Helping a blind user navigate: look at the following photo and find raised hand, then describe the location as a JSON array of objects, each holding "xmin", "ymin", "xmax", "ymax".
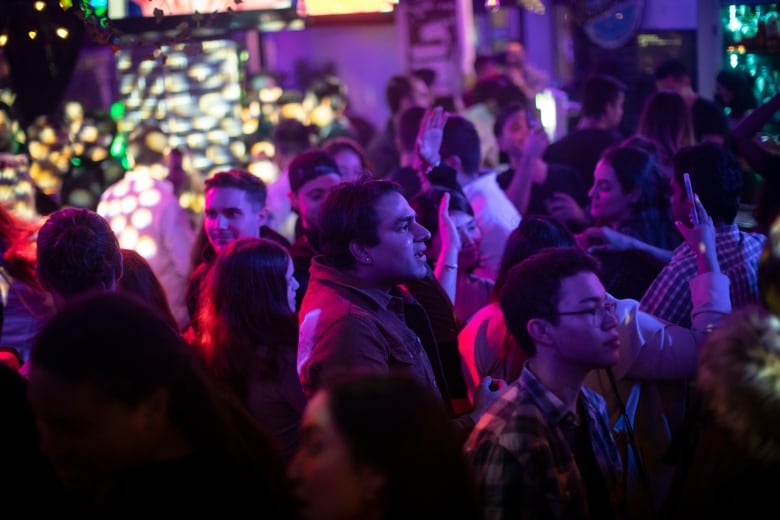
[
  {"xmin": 437, "ymin": 191, "xmax": 461, "ymax": 254},
  {"xmin": 675, "ymin": 194, "xmax": 718, "ymax": 273},
  {"xmin": 416, "ymin": 106, "xmax": 448, "ymax": 169}
]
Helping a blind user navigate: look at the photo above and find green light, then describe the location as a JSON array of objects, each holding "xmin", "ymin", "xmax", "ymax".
[
  {"xmin": 109, "ymin": 101, "xmax": 125, "ymax": 120},
  {"xmin": 71, "ymin": 157, "xmax": 82, "ymax": 167},
  {"xmin": 110, "ymin": 133, "xmax": 127, "ymax": 157}
]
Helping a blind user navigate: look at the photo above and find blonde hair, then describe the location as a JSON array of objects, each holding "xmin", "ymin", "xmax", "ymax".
[{"xmin": 697, "ymin": 306, "xmax": 780, "ymax": 462}]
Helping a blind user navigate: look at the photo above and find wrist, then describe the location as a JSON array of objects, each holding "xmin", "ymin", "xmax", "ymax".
[{"xmin": 435, "ymin": 261, "xmax": 458, "ymax": 271}]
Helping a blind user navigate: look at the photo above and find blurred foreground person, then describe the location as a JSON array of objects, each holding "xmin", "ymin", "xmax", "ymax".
[
  {"xmin": 288, "ymin": 374, "xmax": 480, "ymax": 520},
  {"xmin": 27, "ymin": 292, "xmax": 297, "ymax": 517}
]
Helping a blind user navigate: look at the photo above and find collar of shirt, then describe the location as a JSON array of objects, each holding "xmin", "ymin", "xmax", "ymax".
[
  {"xmin": 309, "ymin": 255, "xmax": 411, "ymax": 312},
  {"xmin": 518, "ymin": 365, "xmax": 578, "ymax": 428}
]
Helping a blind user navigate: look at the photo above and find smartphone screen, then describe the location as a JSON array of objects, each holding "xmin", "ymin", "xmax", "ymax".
[{"xmin": 683, "ymin": 172, "xmax": 699, "ymax": 225}]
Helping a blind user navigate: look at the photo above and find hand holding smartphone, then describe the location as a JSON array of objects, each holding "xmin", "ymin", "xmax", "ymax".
[{"xmin": 683, "ymin": 172, "xmax": 699, "ymax": 226}]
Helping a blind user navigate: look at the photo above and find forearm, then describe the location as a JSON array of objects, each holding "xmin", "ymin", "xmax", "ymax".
[
  {"xmin": 621, "ymin": 272, "xmax": 731, "ymax": 381},
  {"xmin": 732, "ymin": 92, "xmax": 780, "ymax": 141},
  {"xmin": 433, "ymin": 247, "xmax": 459, "ymax": 304},
  {"xmin": 627, "ymin": 236, "xmax": 673, "ymax": 264},
  {"xmin": 504, "ymin": 156, "xmax": 534, "ymax": 215}
]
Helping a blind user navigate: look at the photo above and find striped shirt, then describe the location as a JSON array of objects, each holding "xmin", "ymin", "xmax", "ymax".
[
  {"xmin": 465, "ymin": 366, "xmax": 623, "ymax": 520},
  {"xmin": 640, "ymin": 224, "xmax": 765, "ymax": 327}
]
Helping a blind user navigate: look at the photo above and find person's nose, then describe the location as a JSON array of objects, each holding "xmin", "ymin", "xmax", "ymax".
[
  {"xmin": 216, "ymin": 214, "xmax": 228, "ymax": 229},
  {"xmin": 413, "ymin": 221, "xmax": 431, "ymax": 242},
  {"xmin": 601, "ymin": 307, "xmax": 619, "ymax": 329},
  {"xmin": 460, "ymin": 228, "xmax": 476, "ymax": 247}
]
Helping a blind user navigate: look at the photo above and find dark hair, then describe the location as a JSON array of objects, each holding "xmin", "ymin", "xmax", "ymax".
[
  {"xmin": 321, "ymin": 137, "xmax": 372, "ymax": 178},
  {"xmin": 325, "ymin": 374, "xmax": 480, "ymax": 520},
  {"xmin": 493, "ymin": 101, "xmax": 531, "ymax": 139},
  {"xmin": 472, "ymin": 74, "xmax": 511, "ymax": 105},
  {"xmin": 411, "ymin": 68, "xmax": 436, "ymax": 88},
  {"xmin": 672, "ymin": 142, "xmax": 743, "ymax": 224},
  {"xmin": 29, "ymin": 291, "xmax": 294, "ymax": 514},
  {"xmin": 36, "ymin": 208, "xmax": 122, "ymax": 298},
  {"xmin": 204, "ymin": 169, "xmax": 267, "ymax": 209},
  {"xmin": 637, "ymin": 90, "xmax": 695, "ymax": 168},
  {"xmin": 398, "ymin": 106, "xmax": 426, "ymax": 153},
  {"xmin": 716, "ymin": 68, "xmax": 758, "ymax": 120},
  {"xmin": 409, "ymin": 187, "xmax": 473, "ymax": 243},
  {"xmin": 598, "ymin": 144, "xmax": 678, "ymax": 249},
  {"xmin": 500, "ymin": 247, "xmax": 600, "ymax": 356},
  {"xmin": 288, "ymin": 150, "xmax": 341, "ymax": 194},
  {"xmin": 320, "ymin": 179, "xmax": 402, "ymax": 269},
  {"xmin": 118, "ymin": 249, "xmax": 178, "ymax": 331},
  {"xmin": 582, "ymin": 74, "xmax": 626, "ymax": 118},
  {"xmin": 473, "ymin": 53, "xmax": 499, "ymax": 75},
  {"xmin": 197, "ymin": 238, "xmax": 297, "ymax": 398},
  {"xmin": 492, "ymin": 216, "xmax": 576, "ymax": 301},
  {"xmin": 272, "ymin": 118, "xmax": 314, "ymax": 157},
  {"xmin": 654, "ymin": 59, "xmax": 689, "ymax": 81},
  {"xmin": 386, "ymin": 75, "xmax": 417, "ymax": 115},
  {"xmin": 31, "ymin": 292, "xmax": 222, "ymax": 449},
  {"xmin": 440, "ymin": 116, "xmax": 481, "ymax": 175}
]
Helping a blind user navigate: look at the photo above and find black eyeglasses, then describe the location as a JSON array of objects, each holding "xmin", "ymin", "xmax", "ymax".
[{"xmin": 539, "ymin": 300, "xmax": 617, "ymax": 327}]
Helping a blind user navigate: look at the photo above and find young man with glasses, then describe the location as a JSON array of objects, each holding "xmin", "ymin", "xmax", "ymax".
[{"xmin": 466, "ymin": 246, "xmax": 624, "ymax": 519}]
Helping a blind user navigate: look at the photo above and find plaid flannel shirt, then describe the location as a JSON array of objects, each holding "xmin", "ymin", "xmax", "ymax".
[
  {"xmin": 640, "ymin": 224, "xmax": 765, "ymax": 327},
  {"xmin": 465, "ymin": 366, "xmax": 623, "ymax": 520}
]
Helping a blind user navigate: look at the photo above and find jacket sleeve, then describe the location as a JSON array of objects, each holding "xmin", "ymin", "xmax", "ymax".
[
  {"xmin": 615, "ymin": 272, "xmax": 731, "ymax": 381},
  {"xmin": 297, "ymin": 312, "xmax": 390, "ymax": 396}
]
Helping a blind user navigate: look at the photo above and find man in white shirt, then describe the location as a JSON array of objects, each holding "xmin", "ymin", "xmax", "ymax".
[
  {"xmin": 438, "ymin": 115, "xmax": 520, "ymax": 280},
  {"xmin": 97, "ymin": 125, "xmax": 194, "ymax": 330}
]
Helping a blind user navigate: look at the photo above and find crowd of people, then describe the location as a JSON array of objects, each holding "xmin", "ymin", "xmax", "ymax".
[{"xmin": 1, "ymin": 52, "xmax": 780, "ymax": 518}]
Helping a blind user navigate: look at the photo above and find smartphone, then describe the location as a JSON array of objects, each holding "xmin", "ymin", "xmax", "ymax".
[{"xmin": 683, "ymin": 172, "xmax": 699, "ymax": 225}]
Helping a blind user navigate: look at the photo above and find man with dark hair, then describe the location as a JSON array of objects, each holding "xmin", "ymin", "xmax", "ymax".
[
  {"xmin": 654, "ymin": 59, "xmax": 729, "ymax": 145},
  {"xmin": 298, "ymin": 178, "xmax": 502, "ymax": 437},
  {"xmin": 36, "ymin": 207, "xmax": 123, "ymax": 305},
  {"xmin": 286, "ymin": 150, "xmax": 343, "ymax": 308},
  {"xmin": 186, "ymin": 169, "xmax": 286, "ymax": 326},
  {"xmin": 641, "ymin": 142, "xmax": 766, "ymax": 327},
  {"xmin": 466, "ymin": 246, "xmax": 624, "ymax": 519},
  {"xmin": 543, "ymin": 74, "xmax": 626, "ymax": 187},
  {"xmin": 97, "ymin": 124, "xmax": 195, "ymax": 330},
  {"xmin": 365, "ymin": 73, "xmax": 432, "ymax": 179},
  {"xmin": 266, "ymin": 118, "xmax": 315, "ymax": 242},
  {"xmin": 433, "ymin": 114, "xmax": 520, "ymax": 280}
]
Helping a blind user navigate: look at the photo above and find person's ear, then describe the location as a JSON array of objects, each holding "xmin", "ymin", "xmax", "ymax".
[
  {"xmin": 349, "ymin": 241, "xmax": 373, "ymax": 265},
  {"xmin": 257, "ymin": 206, "xmax": 269, "ymax": 225},
  {"xmin": 288, "ymin": 191, "xmax": 299, "ymax": 211},
  {"xmin": 528, "ymin": 318, "xmax": 551, "ymax": 345}
]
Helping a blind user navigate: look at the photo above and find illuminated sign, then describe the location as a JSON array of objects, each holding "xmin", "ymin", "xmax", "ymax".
[
  {"xmin": 296, "ymin": 0, "xmax": 397, "ymax": 16},
  {"xmin": 122, "ymin": 0, "xmax": 292, "ymax": 17}
]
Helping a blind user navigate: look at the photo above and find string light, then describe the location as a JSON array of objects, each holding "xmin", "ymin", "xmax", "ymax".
[
  {"xmin": 0, "ymin": 34, "xmax": 7, "ymax": 47},
  {"xmin": 28, "ymin": 30, "xmax": 38, "ymax": 40},
  {"xmin": 34, "ymin": 1, "xmax": 46, "ymax": 11},
  {"xmin": 55, "ymin": 27, "xmax": 69, "ymax": 39}
]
